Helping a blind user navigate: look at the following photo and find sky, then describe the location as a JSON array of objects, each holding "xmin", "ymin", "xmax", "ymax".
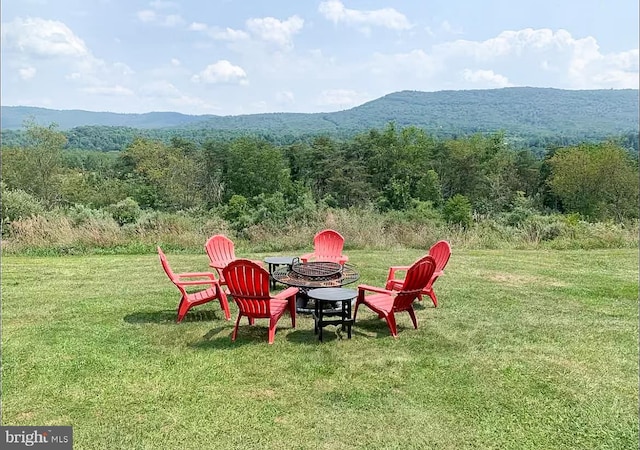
[{"xmin": 1, "ymin": 0, "xmax": 638, "ymax": 116}]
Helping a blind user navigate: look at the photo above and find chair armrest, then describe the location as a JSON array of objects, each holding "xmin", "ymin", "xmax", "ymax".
[
  {"xmin": 177, "ymin": 272, "xmax": 217, "ymax": 280},
  {"xmin": 387, "ymin": 265, "xmax": 410, "ymax": 280},
  {"xmin": 357, "ymin": 284, "xmax": 393, "ymax": 295},
  {"xmin": 176, "ymin": 279, "xmax": 218, "ymax": 286},
  {"xmin": 433, "ymin": 270, "xmax": 443, "ymax": 277},
  {"xmin": 339, "ymin": 255, "xmax": 349, "ymax": 264},
  {"xmin": 273, "ymin": 287, "xmax": 299, "ymax": 299},
  {"xmin": 299, "ymin": 253, "xmax": 314, "ymax": 263}
]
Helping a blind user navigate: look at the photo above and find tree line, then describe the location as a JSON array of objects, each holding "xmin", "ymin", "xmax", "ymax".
[{"xmin": 1, "ymin": 121, "xmax": 638, "ymax": 232}]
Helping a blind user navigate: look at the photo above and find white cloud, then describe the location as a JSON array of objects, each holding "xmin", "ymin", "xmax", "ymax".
[
  {"xmin": 317, "ymin": 89, "xmax": 368, "ymax": 108},
  {"xmin": 437, "ymin": 28, "xmax": 575, "ymax": 60},
  {"xmin": 246, "ymin": 15, "xmax": 303, "ymax": 48},
  {"xmin": 276, "ymin": 91, "xmax": 295, "ymax": 104},
  {"xmin": 19, "ymin": 66, "xmax": 37, "ymax": 80},
  {"xmin": 80, "ymin": 85, "xmax": 134, "ymax": 96},
  {"xmin": 162, "ymin": 15, "xmax": 184, "ymax": 27},
  {"xmin": 149, "ymin": 0, "xmax": 179, "ymax": 9},
  {"xmin": 211, "ymin": 27, "xmax": 250, "ymax": 42},
  {"xmin": 435, "ymin": 28, "xmax": 639, "ymax": 89},
  {"xmin": 318, "ymin": 0, "xmax": 411, "ymax": 31},
  {"xmin": 189, "ymin": 22, "xmax": 207, "ymax": 31},
  {"xmin": 371, "ymin": 49, "xmax": 439, "ymax": 77},
  {"xmin": 137, "ymin": 10, "xmax": 156, "ymax": 23},
  {"xmin": 137, "ymin": 9, "xmax": 184, "ymax": 27},
  {"xmin": 139, "ymin": 80, "xmax": 181, "ymax": 97},
  {"xmin": 170, "ymin": 58, "xmax": 181, "ymax": 66},
  {"xmin": 191, "ymin": 60, "xmax": 248, "ymax": 84},
  {"xmin": 250, "ymin": 100, "xmax": 268, "ymax": 111},
  {"xmin": 1, "ymin": 17, "xmax": 90, "ymax": 58},
  {"xmin": 113, "ymin": 62, "xmax": 135, "ymax": 75},
  {"xmin": 461, "ymin": 69, "xmax": 512, "ymax": 87},
  {"xmin": 570, "ymin": 48, "xmax": 639, "ymax": 89},
  {"xmin": 440, "ymin": 20, "xmax": 463, "ymax": 35},
  {"xmin": 167, "ymin": 95, "xmax": 219, "ymax": 113}
]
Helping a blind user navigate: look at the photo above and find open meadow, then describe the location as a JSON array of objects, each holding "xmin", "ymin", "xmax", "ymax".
[{"xmin": 1, "ymin": 248, "xmax": 638, "ymax": 449}]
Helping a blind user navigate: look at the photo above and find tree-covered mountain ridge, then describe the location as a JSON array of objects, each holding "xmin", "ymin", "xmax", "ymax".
[
  {"xmin": 2, "ymin": 87, "xmax": 638, "ymax": 153},
  {"xmin": 3, "ymin": 87, "xmax": 638, "ymax": 131}
]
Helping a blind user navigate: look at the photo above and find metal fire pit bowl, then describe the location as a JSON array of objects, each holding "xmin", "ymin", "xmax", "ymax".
[{"xmin": 290, "ymin": 259, "xmax": 343, "ymax": 280}]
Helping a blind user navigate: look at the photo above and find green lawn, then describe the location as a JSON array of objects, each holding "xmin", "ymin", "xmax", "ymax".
[{"xmin": 2, "ymin": 249, "xmax": 638, "ymax": 449}]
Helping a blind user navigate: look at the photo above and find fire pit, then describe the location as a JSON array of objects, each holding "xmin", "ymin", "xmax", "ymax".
[
  {"xmin": 271, "ymin": 259, "xmax": 359, "ymax": 314},
  {"xmin": 290, "ymin": 258, "xmax": 342, "ymax": 280}
]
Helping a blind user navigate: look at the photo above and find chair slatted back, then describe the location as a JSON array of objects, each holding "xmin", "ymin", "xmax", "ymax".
[
  {"xmin": 429, "ymin": 240, "xmax": 451, "ymax": 272},
  {"xmin": 158, "ymin": 247, "xmax": 186, "ymax": 295},
  {"xmin": 223, "ymin": 260, "xmax": 273, "ymax": 317},
  {"xmin": 313, "ymin": 229, "xmax": 345, "ymax": 262},
  {"xmin": 205, "ymin": 235, "xmax": 237, "ymax": 267},
  {"xmin": 394, "ymin": 256, "xmax": 436, "ymax": 311},
  {"xmin": 425, "ymin": 240, "xmax": 451, "ymax": 289}
]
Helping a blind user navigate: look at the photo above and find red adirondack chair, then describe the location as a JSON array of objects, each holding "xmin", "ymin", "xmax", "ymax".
[
  {"xmin": 300, "ymin": 229, "xmax": 348, "ymax": 264},
  {"xmin": 222, "ymin": 259, "xmax": 298, "ymax": 344},
  {"xmin": 355, "ymin": 256, "xmax": 436, "ymax": 337},
  {"xmin": 157, "ymin": 246, "xmax": 231, "ymax": 323},
  {"xmin": 205, "ymin": 234, "xmax": 263, "ymax": 286},
  {"xmin": 385, "ymin": 240, "xmax": 451, "ymax": 307}
]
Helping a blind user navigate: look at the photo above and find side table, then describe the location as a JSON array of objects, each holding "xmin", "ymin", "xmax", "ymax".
[
  {"xmin": 264, "ymin": 256, "xmax": 296, "ymax": 290},
  {"xmin": 307, "ymin": 288, "xmax": 357, "ymax": 341}
]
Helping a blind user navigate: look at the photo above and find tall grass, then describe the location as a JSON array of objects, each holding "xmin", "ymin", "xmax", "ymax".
[{"xmin": 2, "ymin": 208, "xmax": 638, "ymax": 255}]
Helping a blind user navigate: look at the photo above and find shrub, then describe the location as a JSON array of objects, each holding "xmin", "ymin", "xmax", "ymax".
[
  {"xmin": 1, "ymin": 184, "xmax": 46, "ymax": 228},
  {"xmin": 501, "ymin": 192, "xmax": 538, "ymax": 227},
  {"xmin": 443, "ymin": 195, "xmax": 473, "ymax": 228},
  {"xmin": 66, "ymin": 204, "xmax": 113, "ymax": 226},
  {"xmin": 106, "ymin": 197, "xmax": 142, "ymax": 226}
]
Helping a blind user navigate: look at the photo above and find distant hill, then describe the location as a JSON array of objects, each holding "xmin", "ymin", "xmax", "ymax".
[
  {"xmin": 0, "ymin": 106, "xmax": 208, "ymax": 130},
  {"xmin": 2, "ymin": 87, "xmax": 638, "ymax": 153}
]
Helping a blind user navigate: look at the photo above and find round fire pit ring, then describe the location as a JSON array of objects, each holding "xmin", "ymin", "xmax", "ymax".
[{"xmin": 291, "ymin": 259, "xmax": 343, "ymax": 280}]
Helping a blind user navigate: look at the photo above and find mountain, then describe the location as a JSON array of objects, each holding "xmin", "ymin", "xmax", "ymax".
[
  {"xmin": 0, "ymin": 106, "xmax": 209, "ymax": 130},
  {"xmin": 2, "ymin": 88, "xmax": 638, "ymax": 152}
]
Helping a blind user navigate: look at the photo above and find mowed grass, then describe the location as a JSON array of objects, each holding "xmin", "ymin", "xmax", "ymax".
[{"xmin": 1, "ymin": 249, "xmax": 638, "ymax": 449}]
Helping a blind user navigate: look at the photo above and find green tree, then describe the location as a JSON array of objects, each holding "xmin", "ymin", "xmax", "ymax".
[
  {"xmin": 443, "ymin": 194, "xmax": 473, "ymax": 228},
  {"xmin": 200, "ymin": 140, "xmax": 229, "ymax": 208},
  {"xmin": 548, "ymin": 142, "xmax": 639, "ymax": 220},
  {"xmin": 222, "ymin": 137, "xmax": 291, "ymax": 201},
  {"xmin": 1, "ymin": 121, "xmax": 67, "ymax": 206},
  {"xmin": 119, "ymin": 137, "xmax": 203, "ymax": 210},
  {"xmin": 415, "ymin": 169, "xmax": 443, "ymax": 206},
  {"xmin": 433, "ymin": 132, "xmax": 521, "ymax": 214}
]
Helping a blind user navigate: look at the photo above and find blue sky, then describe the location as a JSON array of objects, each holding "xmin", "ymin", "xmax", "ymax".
[{"xmin": 2, "ymin": 0, "xmax": 638, "ymax": 115}]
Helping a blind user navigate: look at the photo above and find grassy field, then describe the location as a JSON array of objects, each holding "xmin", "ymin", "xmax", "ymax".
[{"xmin": 1, "ymin": 249, "xmax": 638, "ymax": 449}]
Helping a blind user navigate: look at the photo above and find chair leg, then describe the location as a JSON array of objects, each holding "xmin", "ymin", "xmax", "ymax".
[
  {"xmin": 248, "ymin": 317, "xmax": 255, "ymax": 325},
  {"xmin": 268, "ymin": 317, "xmax": 278, "ymax": 344},
  {"xmin": 218, "ymin": 288, "xmax": 231, "ymax": 320},
  {"xmin": 176, "ymin": 297, "xmax": 190, "ymax": 323},
  {"xmin": 289, "ymin": 296, "xmax": 296, "ymax": 328},
  {"xmin": 353, "ymin": 298, "xmax": 362, "ymax": 323},
  {"xmin": 383, "ymin": 312, "xmax": 398, "ymax": 337},
  {"xmin": 232, "ymin": 314, "xmax": 243, "ymax": 341},
  {"xmin": 407, "ymin": 307, "xmax": 418, "ymax": 329},
  {"xmin": 427, "ymin": 290, "xmax": 438, "ymax": 307}
]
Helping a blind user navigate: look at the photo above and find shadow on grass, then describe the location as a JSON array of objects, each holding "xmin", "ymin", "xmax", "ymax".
[
  {"xmin": 351, "ymin": 316, "xmax": 415, "ymax": 338},
  {"xmin": 285, "ymin": 328, "xmax": 319, "ymax": 344},
  {"xmin": 413, "ymin": 301, "xmax": 430, "ymax": 310},
  {"xmin": 189, "ymin": 321, "xmax": 304, "ymax": 349},
  {"xmin": 123, "ymin": 309, "xmax": 227, "ymax": 324}
]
